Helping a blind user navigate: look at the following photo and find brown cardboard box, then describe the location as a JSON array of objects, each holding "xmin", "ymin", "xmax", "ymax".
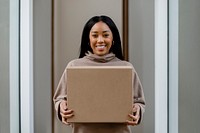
[{"xmin": 67, "ymin": 66, "xmax": 133, "ymax": 123}]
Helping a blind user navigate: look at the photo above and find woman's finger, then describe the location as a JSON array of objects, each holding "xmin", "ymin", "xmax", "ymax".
[
  {"xmin": 61, "ymin": 116, "xmax": 71, "ymax": 125},
  {"xmin": 60, "ymin": 100, "xmax": 68, "ymax": 113},
  {"xmin": 133, "ymin": 104, "xmax": 140, "ymax": 113},
  {"xmin": 127, "ymin": 114, "xmax": 139, "ymax": 125},
  {"xmin": 127, "ymin": 104, "xmax": 141, "ymax": 126},
  {"xmin": 59, "ymin": 100, "xmax": 74, "ymax": 125},
  {"xmin": 61, "ymin": 112, "xmax": 74, "ymax": 119},
  {"xmin": 126, "ymin": 119, "xmax": 138, "ymax": 126},
  {"xmin": 60, "ymin": 109, "xmax": 74, "ymax": 118},
  {"xmin": 60, "ymin": 109, "xmax": 74, "ymax": 125},
  {"xmin": 129, "ymin": 114, "xmax": 138, "ymax": 121},
  {"xmin": 61, "ymin": 109, "xmax": 73, "ymax": 115}
]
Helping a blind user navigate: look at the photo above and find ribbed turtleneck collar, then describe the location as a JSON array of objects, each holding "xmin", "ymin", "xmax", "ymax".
[{"xmin": 85, "ymin": 51, "xmax": 116, "ymax": 63}]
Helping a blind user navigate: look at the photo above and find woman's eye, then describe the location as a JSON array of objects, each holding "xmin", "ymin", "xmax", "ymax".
[
  {"xmin": 103, "ymin": 34, "xmax": 109, "ymax": 37},
  {"xmin": 92, "ymin": 34, "xmax": 98, "ymax": 38}
]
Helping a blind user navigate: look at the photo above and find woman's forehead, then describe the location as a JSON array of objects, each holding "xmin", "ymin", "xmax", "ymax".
[{"xmin": 90, "ymin": 21, "xmax": 111, "ymax": 32}]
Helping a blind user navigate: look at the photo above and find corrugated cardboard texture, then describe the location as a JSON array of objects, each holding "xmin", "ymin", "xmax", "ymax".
[{"xmin": 67, "ymin": 66, "xmax": 133, "ymax": 123}]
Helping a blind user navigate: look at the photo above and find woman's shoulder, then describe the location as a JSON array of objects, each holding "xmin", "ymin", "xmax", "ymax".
[
  {"xmin": 114, "ymin": 58, "xmax": 133, "ymax": 67},
  {"xmin": 115, "ymin": 59, "xmax": 138, "ymax": 72},
  {"xmin": 120, "ymin": 60, "xmax": 133, "ymax": 66},
  {"xmin": 66, "ymin": 58, "xmax": 88, "ymax": 67}
]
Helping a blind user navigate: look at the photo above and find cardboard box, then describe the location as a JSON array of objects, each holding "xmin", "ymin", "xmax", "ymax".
[{"xmin": 67, "ymin": 66, "xmax": 133, "ymax": 123}]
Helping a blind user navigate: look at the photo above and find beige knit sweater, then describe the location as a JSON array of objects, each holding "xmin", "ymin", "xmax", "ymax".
[{"xmin": 53, "ymin": 52, "xmax": 145, "ymax": 133}]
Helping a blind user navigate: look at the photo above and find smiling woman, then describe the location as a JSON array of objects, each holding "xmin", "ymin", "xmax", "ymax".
[{"xmin": 53, "ymin": 15, "xmax": 145, "ymax": 133}]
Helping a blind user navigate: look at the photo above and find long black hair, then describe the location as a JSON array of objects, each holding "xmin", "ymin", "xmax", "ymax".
[{"xmin": 79, "ymin": 15, "xmax": 124, "ymax": 60}]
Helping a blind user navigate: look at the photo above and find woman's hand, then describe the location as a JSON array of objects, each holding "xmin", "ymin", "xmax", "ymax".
[
  {"xmin": 60, "ymin": 100, "xmax": 74, "ymax": 125},
  {"xmin": 126, "ymin": 104, "xmax": 140, "ymax": 126}
]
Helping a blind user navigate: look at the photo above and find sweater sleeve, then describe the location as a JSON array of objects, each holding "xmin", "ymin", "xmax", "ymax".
[
  {"xmin": 53, "ymin": 68, "xmax": 68, "ymax": 121},
  {"xmin": 132, "ymin": 68, "xmax": 146, "ymax": 124},
  {"xmin": 53, "ymin": 60, "xmax": 76, "ymax": 121}
]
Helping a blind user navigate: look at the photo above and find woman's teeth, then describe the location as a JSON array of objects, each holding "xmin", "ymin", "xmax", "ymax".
[{"xmin": 96, "ymin": 45, "xmax": 105, "ymax": 48}]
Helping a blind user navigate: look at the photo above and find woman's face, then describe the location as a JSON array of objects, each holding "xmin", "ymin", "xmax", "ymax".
[{"xmin": 89, "ymin": 21, "xmax": 113, "ymax": 56}]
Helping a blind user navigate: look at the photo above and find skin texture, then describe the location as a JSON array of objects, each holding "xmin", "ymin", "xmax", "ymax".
[{"xmin": 59, "ymin": 21, "xmax": 141, "ymax": 126}]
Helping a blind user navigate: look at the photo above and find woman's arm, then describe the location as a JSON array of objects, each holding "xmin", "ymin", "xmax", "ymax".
[
  {"xmin": 127, "ymin": 69, "xmax": 146, "ymax": 126},
  {"xmin": 53, "ymin": 68, "xmax": 74, "ymax": 124}
]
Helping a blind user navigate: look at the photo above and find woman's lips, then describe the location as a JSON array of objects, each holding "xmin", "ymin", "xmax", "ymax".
[{"xmin": 96, "ymin": 45, "xmax": 106, "ymax": 51}]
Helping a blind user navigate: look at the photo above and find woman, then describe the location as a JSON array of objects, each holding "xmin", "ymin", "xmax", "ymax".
[{"xmin": 53, "ymin": 15, "xmax": 145, "ymax": 133}]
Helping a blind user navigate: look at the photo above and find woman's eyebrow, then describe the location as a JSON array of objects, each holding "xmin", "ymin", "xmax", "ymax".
[
  {"xmin": 91, "ymin": 30, "xmax": 111, "ymax": 33},
  {"xmin": 91, "ymin": 31, "xmax": 98, "ymax": 33},
  {"xmin": 103, "ymin": 30, "xmax": 111, "ymax": 33}
]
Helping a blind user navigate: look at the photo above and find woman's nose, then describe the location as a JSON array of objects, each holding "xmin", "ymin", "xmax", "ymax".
[{"xmin": 97, "ymin": 36, "xmax": 103, "ymax": 43}]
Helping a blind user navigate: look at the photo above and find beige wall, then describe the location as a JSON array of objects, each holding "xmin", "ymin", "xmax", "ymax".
[
  {"xmin": 179, "ymin": 0, "xmax": 200, "ymax": 132},
  {"xmin": 129, "ymin": 0, "xmax": 155, "ymax": 132},
  {"xmin": 33, "ymin": 0, "xmax": 52, "ymax": 133}
]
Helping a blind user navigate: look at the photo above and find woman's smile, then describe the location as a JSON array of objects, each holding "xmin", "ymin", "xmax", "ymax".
[{"xmin": 95, "ymin": 44, "xmax": 107, "ymax": 51}]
